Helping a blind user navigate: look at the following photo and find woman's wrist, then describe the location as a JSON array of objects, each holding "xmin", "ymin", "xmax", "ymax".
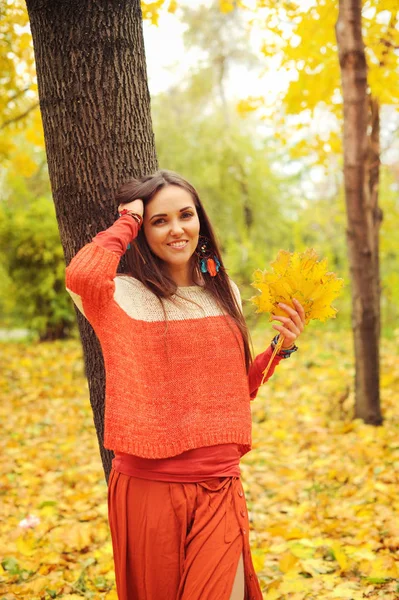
[
  {"xmin": 271, "ymin": 334, "xmax": 298, "ymax": 358},
  {"xmin": 118, "ymin": 209, "xmax": 143, "ymax": 229}
]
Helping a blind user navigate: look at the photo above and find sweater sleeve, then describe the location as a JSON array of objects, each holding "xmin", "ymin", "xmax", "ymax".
[
  {"xmin": 228, "ymin": 278, "xmax": 283, "ymax": 401},
  {"xmin": 248, "ymin": 346, "xmax": 283, "ymax": 400},
  {"xmin": 65, "ymin": 215, "xmax": 139, "ymax": 313}
]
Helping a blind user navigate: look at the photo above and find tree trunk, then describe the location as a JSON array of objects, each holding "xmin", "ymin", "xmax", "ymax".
[
  {"xmin": 335, "ymin": 0, "xmax": 382, "ymax": 425},
  {"xmin": 25, "ymin": 0, "xmax": 158, "ymax": 481},
  {"xmin": 367, "ymin": 97, "xmax": 383, "ymax": 341}
]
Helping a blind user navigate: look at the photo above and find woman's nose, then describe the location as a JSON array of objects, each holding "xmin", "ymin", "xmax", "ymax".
[{"xmin": 170, "ymin": 220, "xmax": 185, "ymax": 235}]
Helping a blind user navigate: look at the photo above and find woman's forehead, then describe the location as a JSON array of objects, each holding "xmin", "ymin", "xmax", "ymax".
[{"xmin": 147, "ymin": 185, "xmax": 195, "ymax": 214}]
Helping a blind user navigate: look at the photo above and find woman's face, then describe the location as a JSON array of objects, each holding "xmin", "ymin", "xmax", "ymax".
[{"xmin": 143, "ymin": 185, "xmax": 201, "ymax": 272}]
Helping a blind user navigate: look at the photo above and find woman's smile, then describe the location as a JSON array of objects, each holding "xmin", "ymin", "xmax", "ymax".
[{"xmin": 167, "ymin": 240, "xmax": 189, "ymax": 250}]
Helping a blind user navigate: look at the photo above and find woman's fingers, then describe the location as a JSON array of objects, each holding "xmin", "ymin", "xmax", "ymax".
[
  {"xmin": 118, "ymin": 199, "xmax": 144, "ymax": 216},
  {"xmin": 272, "ymin": 322, "xmax": 298, "ymax": 344},
  {"xmin": 292, "ymin": 298, "xmax": 306, "ymax": 325},
  {"xmin": 278, "ymin": 300, "xmax": 305, "ymax": 331},
  {"xmin": 272, "ymin": 315, "xmax": 300, "ymax": 334},
  {"xmin": 271, "ymin": 299, "xmax": 306, "ymax": 347}
]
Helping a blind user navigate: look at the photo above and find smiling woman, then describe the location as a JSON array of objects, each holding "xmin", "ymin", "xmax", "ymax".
[
  {"xmin": 143, "ymin": 186, "xmax": 201, "ymax": 286},
  {"xmin": 65, "ymin": 169, "xmax": 306, "ymax": 600}
]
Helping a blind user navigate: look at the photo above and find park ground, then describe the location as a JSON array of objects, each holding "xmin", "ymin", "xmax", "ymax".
[{"xmin": 1, "ymin": 328, "xmax": 399, "ymax": 599}]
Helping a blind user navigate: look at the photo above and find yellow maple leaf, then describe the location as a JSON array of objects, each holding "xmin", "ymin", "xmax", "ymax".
[
  {"xmin": 16, "ymin": 533, "xmax": 36, "ymax": 556},
  {"xmin": 331, "ymin": 541, "xmax": 349, "ymax": 571},
  {"xmin": 219, "ymin": 0, "xmax": 235, "ymax": 13},
  {"xmin": 367, "ymin": 555, "xmax": 398, "ymax": 579},
  {"xmin": 250, "ymin": 248, "xmax": 344, "ymax": 324},
  {"xmin": 279, "ymin": 550, "xmax": 300, "ymax": 573}
]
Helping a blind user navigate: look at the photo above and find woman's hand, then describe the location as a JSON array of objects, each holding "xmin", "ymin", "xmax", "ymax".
[
  {"xmin": 271, "ymin": 298, "xmax": 306, "ymax": 348},
  {"xmin": 118, "ymin": 198, "xmax": 144, "ymax": 217}
]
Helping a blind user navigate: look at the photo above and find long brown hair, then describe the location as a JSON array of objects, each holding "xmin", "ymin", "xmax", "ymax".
[{"xmin": 116, "ymin": 170, "xmax": 252, "ymax": 371}]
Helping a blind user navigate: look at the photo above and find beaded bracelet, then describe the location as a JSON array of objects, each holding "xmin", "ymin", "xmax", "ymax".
[
  {"xmin": 118, "ymin": 210, "xmax": 143, "ymax": 251},
  {"xmin": 271, "ymin": 334, "xmax": 298, "ymax": 358},
  {"xmin": 118, "ymin": 209, "xmax": 143, "ymax": 228}
]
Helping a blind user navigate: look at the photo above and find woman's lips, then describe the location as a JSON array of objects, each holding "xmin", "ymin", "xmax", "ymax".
[{"xmin": 167, "ymin": 240, "xmax": 189, "ymax": 249}]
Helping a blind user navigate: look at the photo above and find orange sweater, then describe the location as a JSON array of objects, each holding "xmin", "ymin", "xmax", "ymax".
[{"xmin": 65, "ymin": 216, "xmax": 282, "ymax": 459}]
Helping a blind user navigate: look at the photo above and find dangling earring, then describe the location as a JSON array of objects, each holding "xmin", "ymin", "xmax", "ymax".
[{"xmin": 195, "ymin": 236, "xmax": 221, "ymax": 277}]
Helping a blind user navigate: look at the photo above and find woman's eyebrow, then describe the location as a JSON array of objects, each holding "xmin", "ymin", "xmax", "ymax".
[{"xmin": 149, "ymin": 206, "xmax": 193, "ymax": 221}]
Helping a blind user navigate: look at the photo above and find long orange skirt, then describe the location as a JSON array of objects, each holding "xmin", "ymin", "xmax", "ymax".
[{"xmin": 107, "ymin": 467, "xmax": 263, "ymax": 600}]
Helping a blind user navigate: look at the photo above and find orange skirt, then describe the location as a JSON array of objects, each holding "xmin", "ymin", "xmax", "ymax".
[{"xmin": 107, "ymin": 468, "xmax": 263, "ymax": 600}]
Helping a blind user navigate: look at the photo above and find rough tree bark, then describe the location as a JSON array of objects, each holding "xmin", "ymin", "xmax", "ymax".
[
  {"xmin": 25, "ymin": 0, "xmax": 158, "ymax": 481},
  {"xmin": 335, "ymin": 0, "xmax": 382, "ymax": 425}
]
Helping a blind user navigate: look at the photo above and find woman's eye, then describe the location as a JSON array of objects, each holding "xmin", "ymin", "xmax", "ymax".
[{"xmin": 153, "ymin": 212, "xmax": 193, "ymax": 225}]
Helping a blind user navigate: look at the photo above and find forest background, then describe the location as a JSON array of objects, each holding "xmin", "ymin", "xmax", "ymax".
[
  {"xmin": 1, "ymin": 0, "xmax": 399, "ymax": 339},
  {"xmin": 2, "ymin": 1, "xmax": 399, "ymax": 599}
]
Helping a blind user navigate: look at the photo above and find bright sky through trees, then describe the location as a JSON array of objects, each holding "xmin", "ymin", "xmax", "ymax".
[
  {"xmin": 142, "ymin": 0, "xmax": 293, "ymax": 100},
  {"xmin": 142, "ymin": 0, "xmax": 399, "ymax": 189}
]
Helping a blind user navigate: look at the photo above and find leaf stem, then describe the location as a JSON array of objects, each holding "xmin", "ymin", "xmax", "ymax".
[{"xmin": 261, "ymin": 335, "xmax": 284, "ymax": 385}]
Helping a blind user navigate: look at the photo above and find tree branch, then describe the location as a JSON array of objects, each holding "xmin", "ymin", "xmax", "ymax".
[
  {"xmin": 380, "ymin": 39, "xmax": 399, "ymax": 50},
  {"xmin": 6, "ymin": 86, "xmax": 31, "ymax": 104},
  {"xmin": 0, "ymin": 102, "xmax": 40, "ymax": 130}
]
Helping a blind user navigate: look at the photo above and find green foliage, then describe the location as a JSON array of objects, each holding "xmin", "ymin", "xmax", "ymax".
[
  {"xmin": 0, "ymin": 181, "xmax": 76, "ymax": 340},
  {"xmin": 153, "ymin": 93, "xmax": 295, "ymax": 317},
  {"xmin": 291, "ymin": 166, "xmax": 399, "ymax": 333}
]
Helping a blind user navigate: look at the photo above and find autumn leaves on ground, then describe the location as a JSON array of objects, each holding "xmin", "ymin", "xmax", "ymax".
[{"xmin": 1, "ymin": 330, "xmax": 399, "ymax": 600}]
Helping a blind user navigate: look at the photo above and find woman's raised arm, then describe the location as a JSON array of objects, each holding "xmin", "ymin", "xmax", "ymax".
[{"xmin": 65, "ymin": 214, "xmax": 139, "ymax": 316}]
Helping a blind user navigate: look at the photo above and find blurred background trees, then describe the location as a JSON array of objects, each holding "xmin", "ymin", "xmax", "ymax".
[{"xmin": 1, "ymin": 0, "xmax": 398, "ymax": 346}]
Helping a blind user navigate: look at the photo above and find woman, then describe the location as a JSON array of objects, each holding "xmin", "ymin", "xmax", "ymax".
[{"xmin": 65, "ymin": 170, "xmax": 305, "ymax": 600}]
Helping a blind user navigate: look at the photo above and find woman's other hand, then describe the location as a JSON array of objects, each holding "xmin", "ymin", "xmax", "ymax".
[
  {"xmin": 118, "ymin": 198, "xmax": 144, "ymax": 217},
  {"xmin": 271, "ymin": 299, "xmax": 306, "ymax": 348}
]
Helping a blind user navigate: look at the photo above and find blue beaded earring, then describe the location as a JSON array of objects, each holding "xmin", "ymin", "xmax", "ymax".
[{"xmin": 195, "ymin": 236, "xmax": 221, "ymax": 277}]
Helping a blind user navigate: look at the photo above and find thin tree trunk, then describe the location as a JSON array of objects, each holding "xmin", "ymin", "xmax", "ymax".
[
  {"xmin": 25, "ymin": 0, "xmax": 158, "ymax": 481},
  {"xmin": 335, "ymin": 0, "xmax": 382, "ymax": 424},
  {"xmin": 367, "ymin": 97, "xmax": 383, "ymax": 340}
]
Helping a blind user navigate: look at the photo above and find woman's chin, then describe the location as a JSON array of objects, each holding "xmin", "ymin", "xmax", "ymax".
[
  {"xmin": 164, "ymin": 258, "xmax": 192, "ymax": 269},
  {"xmin": 162, "ymin": 250, "xmax": 195, "ymax": 267}
]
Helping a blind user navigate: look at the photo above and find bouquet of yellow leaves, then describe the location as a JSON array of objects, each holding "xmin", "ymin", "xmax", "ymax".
[{"xmin": 250, "ymin": 248, "xmax": 344, "ymax": 383}]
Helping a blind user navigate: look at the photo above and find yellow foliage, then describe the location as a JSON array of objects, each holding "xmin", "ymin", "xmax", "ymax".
[
  {"xmin": 367, "ymin": 556, "xmax": 398, "ymax": 579},
  {"xmin": 0, "ymin": 2, "xmax": 35, "ymax": 113},
  {"xmin": 141, "ymin": 0, "xmax": 178, "ymax": 25},
  {"xmin": 331, "ymin": 541, "xmax": 350, "ymax": 571},
  {"xmin": 16, "ymin": 533, "xmax": 36, "ymax": 557},
  {"xmin": 0, "ymin": 0, "xmax": 45, "ymax": 179},
  {"xmin": 254, "ymin": 0, "xmax": 399, "ymax": 106},
  {"xmin": 264, "ymin": 590, "xmax": 280, "ymax": 600},
  {"xmin": 219, "ymin": 0, "xmax": 247, "ymax": 12},
  {"xmin": 250, "ymin": 248, "xmax": 344, "ymax": 323},
  {"xmin": 245, "ymin": 0, "xmax": 399, "ymax": 165},
  {"xmin": 220, "ymin": 0, "xmax": 235, "ymax": 13},
  {"xmin": 11, "ymin": 150, "xmax": 39, "ymax": 178},
  {"xmin": 236, "ymin": 96, "xmax": 264, "ymax": 116},
  {"xmin": 24, "ymin": 107, "xmax": 45, "ymax": 146},
  {"xmin": 2, "ymin": 333, "xmax": 399, "ymax": 598},
  {"xmin": 278, "ymin": 550, "xmax": 299, "ymax": 573}
]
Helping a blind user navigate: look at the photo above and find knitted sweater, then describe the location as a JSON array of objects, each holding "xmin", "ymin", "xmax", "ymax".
[{"xmin": 65, "ymin": 216, "xmax": 282, "ymax": 459}]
